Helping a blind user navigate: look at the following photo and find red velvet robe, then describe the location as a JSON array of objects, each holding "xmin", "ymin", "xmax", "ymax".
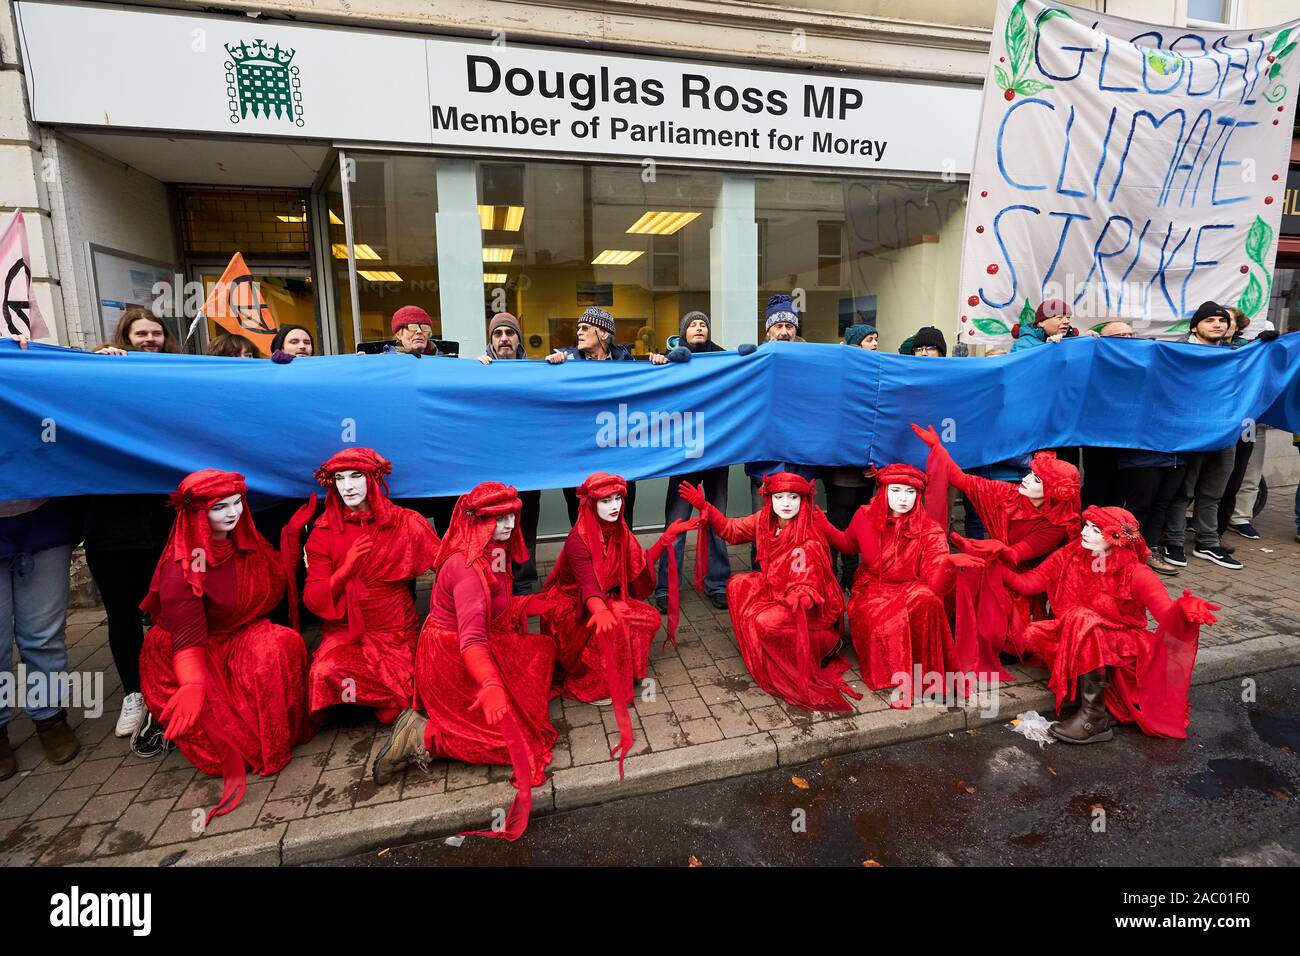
[
  {"xmin": 930, "ymin": 461, "xmax": 1070, "ymax": 681},
  {"xmin": 703, "ymin": 505, "xmax": 855, "ymax": 712},
  {"xmin": 303, "ymin": 505, "xmax": 438, "ymax": 718},
  {"xmin": 541, "ymin": 525, "xmax": 661, "ymax": 703},
  {"xmin": 1005, "ymin": 544, "xmax": 1202, "ymax": 738},
  {"xmin": 828, "ymin": 508, "xmax": 959, "ymax": 704},
  {"xmin": 415, "ymin": 552, "xmax": 557, "ymax": 784},
  {"xmin": 140, "ymin": 540, "xmax": 314, "ymax": 778}
]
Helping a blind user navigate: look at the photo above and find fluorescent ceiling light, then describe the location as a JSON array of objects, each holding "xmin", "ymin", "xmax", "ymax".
[
  {"xmin": 592, "ymin": 249, "xmax": 644, "ymax": 266},
  {"xmin": 478, "ymin": 205, "xmax": 525, "ymax": 231},
  {"xmin": 276, "ymin": 214, "xmax": 305, "ymax": 223},
  {"xmin": 331, "ymin": 243, "xmax": 380, "ymax": 260},
  {"xmin": 482, "ymin": 247, "xmax": 516, "ymax": 263},
  {"xmin": 357, "ymin": 270, "xmax": 402, "ymax": 282},
  {"xmin": 625, "ymin": 211, "xmax": 700, "ymax": 235},
  {"xmin": 483, "ymin": 273, "xmax": 508, "ymax": 284}
]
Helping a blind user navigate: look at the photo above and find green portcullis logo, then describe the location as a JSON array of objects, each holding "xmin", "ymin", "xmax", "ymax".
[{"xmin": 224, "ymin": 39, "xmax": 304, "ymax": 126}]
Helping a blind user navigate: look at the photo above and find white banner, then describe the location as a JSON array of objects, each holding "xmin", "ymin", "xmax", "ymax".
[
  {"xmin": 16, "ymin": 1, "xmax": 979, "ymax": 175},
  {"xmin": 957, "ymin": 0, "xmax": 1300, "ymax": 343}
]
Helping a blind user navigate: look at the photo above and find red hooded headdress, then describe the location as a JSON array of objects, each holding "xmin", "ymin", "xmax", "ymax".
[
  {"xmin": 568, "ymin": 472, "xmax": 644, "ymax": 600},
  {"xmin": 314, "ymin": 447, "xmax": 399, "ymax": 531},
  {"xmin": 141, "ymin": 470, "xmax": 266, "ymax": 618},
  {"xmin": 435, "ymin": 482, "xmax": 527, "ymax": 598},
  {"xmin": 857, "ymin": 463, "xmax": 940, "ymax": 566},
  {"xmin": 1083, "ymin": 504, "xmax": 1150, "ymax": 565},
  {"xmin": 1027, "ymin": 451, "xmax": 1081, "ymax": 530},
  {"xmin": 754, "ymin": 471, "xmax": 823, "ymax": 569}
]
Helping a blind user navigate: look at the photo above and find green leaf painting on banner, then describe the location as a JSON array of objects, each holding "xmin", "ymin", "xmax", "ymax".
[
  {"xmin": 973, "ymin": 317, "xmax": 1012, "ymax": 336},
  {"xmin": 1006, "ymin": 0, "xmax": 1031, "ymax": 77},
  {"xmin": 1018, "ymin": 298, "xmax": 1035, "ymax": 328},
  {"xmin": 1270, "ymin": 27, "xmax": 1292, "ymax": 54},
  {"xmin": 1245, "ymin": 215, "xmax": 1273, "ymax": 268},
  {"xmin": 995, "ymin": 65, "xmax": 1011, "ymax": 90},
  {"xmin": 1238, "ymin": 272, "xmax": 1265, "ymax": 319},
  {"xmin": 1166, "ymin": 320, "xmax": 1190, "ymax": 336},
  {"xmin": 1014, "ymin": 78, "xmax": 1054, "ymax": 95}
]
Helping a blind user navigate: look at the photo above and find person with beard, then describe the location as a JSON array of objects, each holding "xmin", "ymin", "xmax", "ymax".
[
  {"xmin": 93, "ymin": 306, "xmax": 181, "ymax": 356},
  {"xmin": 535, "ymin": 473, "xmax": 694, "ymax": 777},
  {"xmin": 475, "ymin": 313, "xmax": 544, "ymax": 593},
  {"xmin": 678, "ymin": 472, "xmax": 861, "ymax": 713},
  {"xmin": 370, "ymin": 482, "xmax": 557, "ymax": 841},
  {"xmin": 291, "ymin": 449, "xmax": 440, "ymax": 725},
  {"xmin": 269, "ymin": 324, "xmax": 315, "ymax": 363},
  {"xmin": 912, "ymin": 423, "xmax": 1081, "ymax": 684},
  {"xmin": 651, "ymin": 311, "xmax": 732, "ymax": 612},
  {"xmin": 817, "ymin": 465, "xmax": 984, "ymax": 708},
  {"xmin": 984, "ymin": 506, "xmax": 1219, "ymax": 744}
]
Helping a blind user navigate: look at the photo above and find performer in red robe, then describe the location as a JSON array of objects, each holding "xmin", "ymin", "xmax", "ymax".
[
  {"xmin": 678, "ymin": 471, "xmax": 861, "ymax": 713},
  {"xmin": 139, "ymin": 470, "xmax": 313, "ymax": 822},
  {"xmin": 539, "ymin": 472, "xmax": 693, "ymax": 776},
  {"xmin": 967, "ymin": 506, "xmax": 1218, "ymax": 742},
  {"xmin": 371, "ymin": 482, "xmax": 556, "ymax": 840},
  {"xmin": 911, "ymin": 423, "xmax": 1080, "ymax": 682},
  {"xmin": 292, "ymin": 449, "xmax": 439, "ymax": 724},
  {"xmin": 815, "ymin": 464, "xmax": 984, "ymax": 708}
]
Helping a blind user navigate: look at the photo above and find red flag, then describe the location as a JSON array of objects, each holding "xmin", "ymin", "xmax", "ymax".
[
  {"xmin": 201, "ymin": 252, "xmax": 278, "ymax": 355},
  {"xmin": 0, "ymin": 211, "xmax": 50, "ymax": 340}
]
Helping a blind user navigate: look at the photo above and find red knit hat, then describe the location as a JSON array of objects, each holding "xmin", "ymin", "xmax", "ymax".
[
  {"xmin": 1034, "ymin": 299, "xmax": 1071, "ymax": 325},
  {"xmin": 577, "ymin": 472, "xmax": 628, "ymax": 504},
  {"xmin": 392, "ymin": 305, "xmax": 432, "ymax": 334}
]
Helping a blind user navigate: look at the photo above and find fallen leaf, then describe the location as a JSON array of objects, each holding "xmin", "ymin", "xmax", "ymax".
[
  {"xmin": 1046, "ymin": 766, "xmax": 1058, "ymax": 776},
  {"xmin": 791, "ymin": 775, "xmax": 811, "ymax": 790},
  {"xmin": 862, "ymin": 859, "xmax": 884, "ymax": 867},
  {"xmin": 377, "ymin": 847, "xmax": 391, "ymax": 857},
  {"xmin": 819, "ymin": 758, "xmax": 833, "ymax": 768},
  {"xmin": 813, "ymin": 793, "xmax": 827, "ymax": 802},
  {"xmin": 1267, "ymin": 788, "xmax": 1292, "ymax": 801},
  {"xmin": 1010, "ymin": 719, "xmax": 1022, "ymax": 727},
  {"xmin": 688, "ymin": 855, "xmax": 704, "ymax": 867},
  {"xmin": 964, "ymin": 786, "xmax": 977, "ymax": 795},
  {"xmin": 1281, "ymin": 745, "xmax": 1293, "ymax": 754}
]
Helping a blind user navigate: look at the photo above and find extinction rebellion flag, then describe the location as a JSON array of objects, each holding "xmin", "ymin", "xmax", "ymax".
[{"xmin": 958, "ymin": 0, "xmax": 1300, "ymax": 343}]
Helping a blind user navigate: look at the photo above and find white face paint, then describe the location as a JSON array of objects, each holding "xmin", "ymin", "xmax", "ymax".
[
  {"xmin": 596, "ymin": 493, "xmax": 623, "ymax": 523},
  {"xmin": 1080, "ymin": 521, "xmax": 1110, "ymax": 555},
  {"xmin": 1019, "ymin": 471, "xmax": 1044, "ymax": 499},
  {"xmin": 206, "ymin": 494, "xmax": 243, "ymax": 537},
  {"xmin": 887, "ymin": 483, "xmax": 917, "ymax": 515},
  {"xmin": 493, "ymin": 513, "xmax": 516, "ymax": 541},
  {"xmin": 334, "ymin": 470, "xmax": 368, "ymax": 511},
  {"xmin": 770, "ymin": 491, "xmax": 802, "ymax": 521}
]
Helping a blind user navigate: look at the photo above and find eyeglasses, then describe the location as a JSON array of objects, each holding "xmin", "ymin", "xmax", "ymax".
[{"xmin": 399, "ymin": 323, "xmax": 433, "ymax": 334}]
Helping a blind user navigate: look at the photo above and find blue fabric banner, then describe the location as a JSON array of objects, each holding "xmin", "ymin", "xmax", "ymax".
[{"xmin": 1, "ymin": 336, "xmax": 1297, "ymax": 500}]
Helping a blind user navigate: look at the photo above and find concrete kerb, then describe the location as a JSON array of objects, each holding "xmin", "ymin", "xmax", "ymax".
[{"xmin": 70, "ymin": 632, "xmax": 1300, "ymax": 867}]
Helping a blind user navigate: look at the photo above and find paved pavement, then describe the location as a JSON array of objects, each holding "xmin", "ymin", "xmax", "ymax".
[
  {"xmin": 320, "ymin": 666, "xmax": 1300, "ymax": 867},
  {"xmin": 2, "ymin": 494, "xmax": 1297, "ymax": 866}
]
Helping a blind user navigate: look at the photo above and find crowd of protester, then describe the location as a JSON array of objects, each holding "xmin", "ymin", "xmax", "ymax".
[{"xmin": 0, "ymin": 292, "xmax": 1288, "ymax": 789}]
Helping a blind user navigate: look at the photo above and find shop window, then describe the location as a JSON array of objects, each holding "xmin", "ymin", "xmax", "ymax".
[
  {"xmin": 326, "ymin": 155, "xmax": 442, "ymax": 352},
  {"xmin": 754, "ymin": 175, "xmax": 966, "ymax": 345},
  {"xmin": 476, "ymin": 159, "xmax": 719, "ymax": 357}
]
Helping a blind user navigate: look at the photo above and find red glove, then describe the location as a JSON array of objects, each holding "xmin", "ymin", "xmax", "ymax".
[
  {"xmin": 334, "ymin": 534, "xmax": 373, "ymax": 582},
  {"xmin": 586, "ymin": 597, "xmax": 618, "ymax": 635},
  {"xmin": 161, "ymin": 647, "xmax": 207, "ymax": 740},
  {"xmin": 463, "ymin": 644, "xmax": 510, "ymax": 726},
  {"xmin": 950, "ymin": 532, "xmax": 1009, "ymax": 560},
  {"xmin": 521, "ymin": 593, "xmax": 549, "ymax": 617},
  {"xmin": 646, "ymin": 517, "xmax": 699, "ymax": 565},
  {"xmin": 947, "ymin": 552, "xmax": 986, "ymax": 570},
  {"xmin": 1177, "ymin": 590, "xmax": 1220, "ymax": 626},
  {"xmin": 677, "ymin": 481, "xmax": 708, "ymax": 511},
  {"xmin": 285, "ymin": 494, "xmax": 318, "ymax": 538},
  {"xmin": 910, "ymin": 422, "xmax": 942, "ymax": 449},
  {"xmin": 784, "ymin": 590, "xmax": 813, "ymax": 612}
]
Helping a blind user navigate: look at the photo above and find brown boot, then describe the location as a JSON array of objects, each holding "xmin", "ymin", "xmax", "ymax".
[
  {"xmin": 0, "ymin": 727, "xmax": 15, "ymax": 781},
  {"xmin": 371, "ymin": 708, "xmax": 430, "ymax": 786},
  {"xmin": 34, "ymin": 711, "xmax": 82, "ymax": 765},
  {"xmin": 1050, "ymin": 669, "xmax": 1113, "ymax": 744}
]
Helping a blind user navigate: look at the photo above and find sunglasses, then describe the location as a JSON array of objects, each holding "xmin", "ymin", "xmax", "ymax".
[{"xmin": 399, "ymin": 323, "xmax": 433, "ymax": 334}]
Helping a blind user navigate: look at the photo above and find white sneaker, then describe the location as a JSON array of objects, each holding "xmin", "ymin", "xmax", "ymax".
[{"xmin": 115, "ymin": 692, "xmax": 146, "ymax": 737}]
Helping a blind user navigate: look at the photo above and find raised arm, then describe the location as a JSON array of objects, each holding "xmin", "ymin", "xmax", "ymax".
[{"xmin": 678, "ymin": 480, "xmax": 757, "ymax": 545}]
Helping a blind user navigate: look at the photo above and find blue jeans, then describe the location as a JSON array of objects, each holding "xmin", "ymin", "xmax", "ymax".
[
  {"xmin": 657, "ymin": 468, "xmax": 732, "ymax": 597},
  {"xmin": 0, "ymin": 545, "xmax": 73, "ymax": 726}
]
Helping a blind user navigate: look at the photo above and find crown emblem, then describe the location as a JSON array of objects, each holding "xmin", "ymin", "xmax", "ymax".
[{"xmin": 224, "ymin": 38, "xmax": 304, "ymax": 126}]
